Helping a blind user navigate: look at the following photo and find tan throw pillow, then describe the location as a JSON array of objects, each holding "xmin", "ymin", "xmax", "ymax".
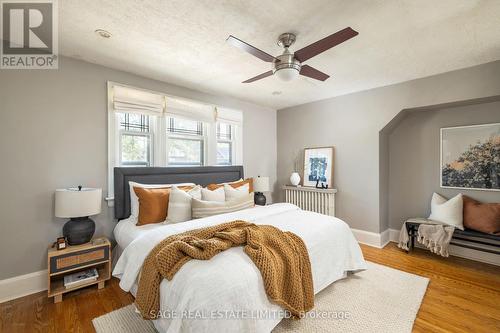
[
  {"xmin": 134, "ymin": 185, "xmax": 194, "ymax": 225},
  {"xmin": 166, "ymin": 185, "xmax": 202, "ymax": 224},
  {"xmin": 129, "ymin": 181, "xmax": 195, "ymax": 218},
  {"xmin": 463, "ymin": 196, "xmax": 500, "ymax": 235},
  {"xmin": 206, "ymin": 178, "xmax": 254, "ymax": 193},
  {"xmin": 192, "ymin": 193, "xmax": 255, "ymax": 219}
]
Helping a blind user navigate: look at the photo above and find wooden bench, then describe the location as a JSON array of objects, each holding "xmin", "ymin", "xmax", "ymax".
[{"xmin": 405, "ymin": 221, "xmax": 500, "ymax": 255}]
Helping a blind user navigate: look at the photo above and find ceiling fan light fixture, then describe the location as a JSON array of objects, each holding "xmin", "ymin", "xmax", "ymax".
[
  {"xmin": 274, "ymin": 48, "xmax": 301, "ymax": 81},
  {"xmin": 275, "ymin": 67, "xmax": 300, "ymax": 81}
]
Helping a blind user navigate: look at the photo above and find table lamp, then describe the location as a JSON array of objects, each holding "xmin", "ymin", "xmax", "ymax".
[
  {"xmin": 253, "ymin": 176, "xmax": 269, "ymax": 206},
  {"xmin": 55, "ymin": 186, "xmax": 102, "ymax": 245}
]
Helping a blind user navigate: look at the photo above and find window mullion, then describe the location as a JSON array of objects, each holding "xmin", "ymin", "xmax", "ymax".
[
  {"xmin": 235, "ymin": 125, "xmax": 243, "ymax": 165},
  {"xmin": 206, "ymin": 122, "xmax": 216, "ymax": 166},
  {"xmin": 231, "ymin": 125, "xmax": 236, "ymax": 165},
  {"xmin": 153, "ymin": 115, "xmax": 166, "ymax": 166}
]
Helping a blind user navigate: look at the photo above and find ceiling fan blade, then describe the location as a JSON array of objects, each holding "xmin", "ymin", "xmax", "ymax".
[
  {"xmin": 226, "ymin": 35, "xmax": 276, "ymax": 63},
  {"xmin": 242, "ymin": 70, "xmax": 274, "ymax": 83},
  {"xmin": 294, "ymin": 27, "xmax": 358, "ymax": 63},
  {"xmin": 300, "ymin": 65, "xmax": 330, "ymax": 81}
]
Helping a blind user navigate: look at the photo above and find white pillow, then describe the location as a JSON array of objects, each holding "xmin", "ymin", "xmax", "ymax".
[
  {"xmin": 166, "ymin": 185, "xmax": 202, "ymax": 224},
  {"xmin": 192, "ymin": 193, "xmax": 255, "ymax": 219},
  {"xmin": 201, "ymin": 186, "xmax": 225, "ymax": 202},
  {"xmin": 428, "ymin": 193, "xmax": 464, "ymax": 230},
  {"xmin": 128, "ymin": 181, "xmax": 195, "ymax": 218},
  {"xmin": 224, "ymin": 183, "xmax": 250, "ymax": 201}
]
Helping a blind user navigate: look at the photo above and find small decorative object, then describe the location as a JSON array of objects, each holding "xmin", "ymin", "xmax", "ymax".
[
  {"xmin": 290, "ymin": 172, "xmax": 301, "ymax": 186},
  {"xmin": 303, "ymin": 146, "xmax": 334, "ymax": 188},
  {"xmin": 315, "ymin": 179, "xmax": 329, "ymax": 189},
  {"xmin": 441, "ymin": 123, "xmax": 500, "ymax": 191},
  {"xmin": 56, "ymin": 237, "xmax": 67, "ymax": 250},
  {"xmin": 92, "ymin": 238, "xmax": 106, "ymax": 246},
  {"xmin": 55, "ymin": 186, "xmax": 102, "ymax": 245},
  {"xmin": 253, "ymin": 176, "xmax": 270, "ymax": 206}
]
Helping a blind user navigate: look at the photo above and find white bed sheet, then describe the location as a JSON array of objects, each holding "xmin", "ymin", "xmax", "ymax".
[
  {"xmin": 113, "ymin": 203, "xmax": 367, "ymax": 333},
  {"xmin": 112, "ymin": 216, "xmax": 165, "ymax": 265},
  {"xmin": 114, "ymin": 216, "xmax": 165, "ymax": 250}
]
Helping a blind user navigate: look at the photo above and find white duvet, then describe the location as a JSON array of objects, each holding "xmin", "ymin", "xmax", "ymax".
[{"xmin": 113, "ymin": 203, "xmax": 366, "ymax": 333}]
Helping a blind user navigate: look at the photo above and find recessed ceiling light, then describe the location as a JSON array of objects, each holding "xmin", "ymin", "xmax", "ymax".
[
  {"xmin": 272, "ymin": 91, "xmax": 282, "ymax": 95},
  {"xmin": 95, "ymin": 29, "xmax": 112, "ymax": 38}
]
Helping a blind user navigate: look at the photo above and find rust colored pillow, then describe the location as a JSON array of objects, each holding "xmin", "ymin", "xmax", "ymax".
[
  {"xmin": 463, "ymin": 196, "xmax": 500, "ymax": 235},
  {"xmin": 133, "ymin": 186, "xmax": 193, "ymax": 225},
  {"xmin": 206, "ymin": 178, "xmax": 253, "ymax": 193}
]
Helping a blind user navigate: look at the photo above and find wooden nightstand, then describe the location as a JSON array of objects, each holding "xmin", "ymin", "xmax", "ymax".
[{"xmin": 47, "ymin": 237, "xmax": 111, "ymax": 303}]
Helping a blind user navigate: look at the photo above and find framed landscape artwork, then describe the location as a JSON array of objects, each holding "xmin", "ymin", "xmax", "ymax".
[
  {"xmin": 440, "ymin": 123, "xmax": 500, "ymax": 191},
  {"xmin": 303, "ymin": 147, "xmax": 334, "ymax": 188}
]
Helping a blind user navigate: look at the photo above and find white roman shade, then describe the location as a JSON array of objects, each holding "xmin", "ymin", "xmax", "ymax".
[
  {"xmin": 166, "ymin": 96, "xmax": 216, "ymax": 123},
  {"xmin": 112, "ymin": 85, "xmax": 164, "ymax": 115},
  {"xmin": 215, "ymin": 107, "xmax": 243, "ymax": 125}
]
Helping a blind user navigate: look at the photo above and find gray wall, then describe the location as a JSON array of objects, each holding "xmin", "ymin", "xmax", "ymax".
[
  {"xmin": 0, "ymin": 56, "xmax": 277, "ymax": 279},
  {"xmin": 388, "ymin": 101, "xmax": 500, "ymax": 230},
  {"xmin": 277, "ymin": 60, "xmax": 500, "ymax": 233}
]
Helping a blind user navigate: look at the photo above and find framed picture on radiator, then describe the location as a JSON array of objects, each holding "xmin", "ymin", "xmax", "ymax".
[
  {"xmin": 303, "ymin": 146, "xmax": 334, "ymax": 188},
  {"xmin": 440, "ymin": 123, "xmax": 500, "ymax": 191}
]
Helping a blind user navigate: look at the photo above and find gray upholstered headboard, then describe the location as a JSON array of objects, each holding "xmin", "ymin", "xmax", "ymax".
[{"xmin": 113, "ymin": 166, "xmax": 244, "ymax": 220}]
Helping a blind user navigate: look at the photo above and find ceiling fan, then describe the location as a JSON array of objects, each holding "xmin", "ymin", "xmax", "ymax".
[{"xmin": 226, "ymin": 27, "xmax": 358, "ymax": 83}]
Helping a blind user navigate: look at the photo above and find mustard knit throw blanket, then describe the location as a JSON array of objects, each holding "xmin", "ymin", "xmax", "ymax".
[{"xmin": 135, "ymin": 220, "xmax": 314, "ymax": 319}]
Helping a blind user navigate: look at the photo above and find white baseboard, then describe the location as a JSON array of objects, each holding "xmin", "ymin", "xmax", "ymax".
[
  {"xmin": 445, "ymin": 244, "xmax": 500, "ymax": 266},
  {"xmin": 387, "ymin": 228, "xmax": 499, "ymax": 266},
  {"xmin": 380, "ymin": 229, "xmax": 391, "ymax": 248},
  {"xmin": 389, "ymin": 229, "xmax": 400, "ymax": 242},
  {"xmin": 351, "ymin": 228, "xmax": 388, "ymax": 248},
  {"xmin": 0, "ymin": 270, "xmax": 47, "ymax": 303}
]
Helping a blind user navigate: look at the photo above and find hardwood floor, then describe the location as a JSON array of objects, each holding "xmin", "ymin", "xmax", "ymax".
[
  {"xmin": 0, "ymin": 278, "xmax": 134, "ymax": 333},
  {"xmin": 1, "ymin": 242, "xmax": 498, "ymax": 332},
  {"xmin": 361, "ymin": 243, "xmax": 500, "ymax": 333}
]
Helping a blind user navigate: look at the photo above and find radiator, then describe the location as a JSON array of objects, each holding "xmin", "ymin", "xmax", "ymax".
[{"xmin": 283, "ymin": 185, "xmax": 336, "ymax": 217}]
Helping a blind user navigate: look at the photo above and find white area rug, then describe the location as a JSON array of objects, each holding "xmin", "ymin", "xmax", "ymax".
[{"xmin": 93, "ymin": 262, "xmax": 428, "ymax": 333}]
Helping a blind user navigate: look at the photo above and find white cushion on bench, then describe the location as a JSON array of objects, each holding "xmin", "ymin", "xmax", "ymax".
[{"xmin": 428, "ymin": 193, "xmax": 464, "ymax": 230}]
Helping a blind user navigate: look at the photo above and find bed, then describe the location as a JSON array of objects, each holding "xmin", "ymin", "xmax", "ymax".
[{"xmin": 112, "ymin": 166, "xmax": 366, "ymax": 333}]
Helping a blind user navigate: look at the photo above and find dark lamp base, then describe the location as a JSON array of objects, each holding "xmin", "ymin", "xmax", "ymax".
[
  {"xmin": 254, "ymin": 192, "xmax": 266, "ymax": 206},
  {"xmin": 62, "ymin": 217, "xmax": 95, "ymax": 245}
]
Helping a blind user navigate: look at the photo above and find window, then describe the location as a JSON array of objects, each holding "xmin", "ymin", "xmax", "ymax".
[
  {"xmin": 108, "ymin": 82, "xmax": 243, "ymax": 201},
  {"xmin": 118, "ymin": 113, "xmax": 152, "ymax": 166},
  {"xmin": 216, "ymin": 122, "xmax": 233, "ymax": 165},
  {"xmin": 167, "ymin": 117, "xmax": 205, "ymax": 166}
]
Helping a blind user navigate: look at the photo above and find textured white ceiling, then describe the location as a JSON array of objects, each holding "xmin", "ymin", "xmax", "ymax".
[{"xmin": 59, "ymin": 0, "xmax": 500, "ymax": 109}]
